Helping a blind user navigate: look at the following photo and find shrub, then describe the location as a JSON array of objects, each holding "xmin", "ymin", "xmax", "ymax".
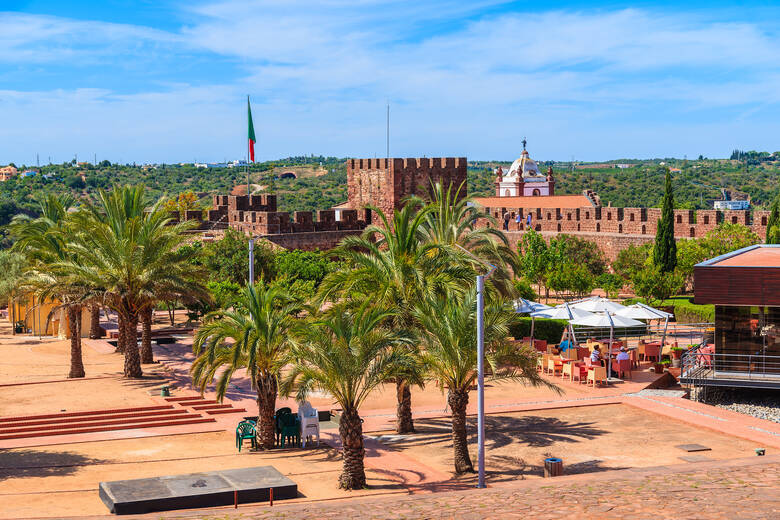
[
  {"xmin": 671, "ymin": 298, "xmax": 714, "ymax": 323},
  {"xmin": 512, "ymin": 278, "xmax": 537, "ymax": 300},
  {"xmin": 509, "ymin": 317, "xmax": 568, "ymax": 343}
]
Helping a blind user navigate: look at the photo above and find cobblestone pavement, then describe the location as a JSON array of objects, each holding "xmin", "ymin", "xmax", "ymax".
[{"xmin": 159, "ymin": 456, "xmax": 780, "ymax": 520}]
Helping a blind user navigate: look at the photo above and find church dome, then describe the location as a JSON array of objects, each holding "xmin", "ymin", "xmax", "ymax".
[{"xmin": 507, "ymin": 149, "xmax": 543, "ymax": 179}]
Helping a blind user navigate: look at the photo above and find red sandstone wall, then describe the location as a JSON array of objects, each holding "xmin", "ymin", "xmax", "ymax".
[
  {"xmin": 347, "ymin": 157, "xmax": 467, "ymax": 220},
  {"xmin": 260, "ymin": 230, "xmax": 363, "ymax": 251}
]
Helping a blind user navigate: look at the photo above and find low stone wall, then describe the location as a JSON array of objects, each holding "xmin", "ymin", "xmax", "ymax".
[{"xmin": 259, "ymin": 230, "xmax": 363, "ymax": 251}]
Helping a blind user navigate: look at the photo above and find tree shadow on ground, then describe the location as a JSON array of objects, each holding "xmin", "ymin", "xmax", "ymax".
[
  {"xmin": 373, "ymin": 414, "xmax": 607, "ymax": 453},
  {"xmin": 0, "ymin": 450, "xmax": 107, "ymax": 481}
]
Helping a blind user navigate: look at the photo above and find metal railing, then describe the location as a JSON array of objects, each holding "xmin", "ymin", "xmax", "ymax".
[
  {"xmin": 572, "ymin": 322, "xmax": 713, "ymax": 346},
  {"xmin": 681, "ymin": 347, "xmax": 780, "ymax": 396}
]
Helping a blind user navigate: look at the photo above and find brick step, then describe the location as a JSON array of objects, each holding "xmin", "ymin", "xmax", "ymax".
[
  {"xmin": 205, "ymin": 408, "xmax": 247, "ymax": 415},
  {"xmin": 191, "ymin": 404, "xmax": 234, "ymax": 410},
  {"xmin": 176, "ymin": 399, "xmax": 218, "ymax": 405},
  {"xmin": 0, "ymin": 416, "xmax": 217, "ymax": 441},
  {"xmin": 3, "ymin": 409, "xmax": 191, "ymax": 429},
  {"xmin": 164, "ymin": 396, "xmax": 205, "ymax": 403},
  {"xmin": 0, "ymin": 411, "xmax": 202, "ymax": 436},
  {"xmin": 0, "ymin": 405, "xmax": 173, "ymax": 425}
]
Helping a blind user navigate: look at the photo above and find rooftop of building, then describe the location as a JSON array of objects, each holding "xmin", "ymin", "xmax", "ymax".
[
  {"xmin": 696, "ymin": 244, "xmax": 780, "ymax": 268},
  {"xmin": 473, "ymin": 194, "xmax": 595, "ymax": 209}
]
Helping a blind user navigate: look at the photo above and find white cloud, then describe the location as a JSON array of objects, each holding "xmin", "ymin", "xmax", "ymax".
[{"xmin": 1, "ymin": 3, "xmax": 780, "ymax": 163}]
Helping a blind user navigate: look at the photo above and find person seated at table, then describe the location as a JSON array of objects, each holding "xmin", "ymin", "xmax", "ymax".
[
  {"xmin": 552, "ymin": 330, "xmax": 575, "ymax": 356},
  {"xmin": 590, "ymin": 345, "xmax": 603, "ymax": 366},
  {"xmin": 616, "ymin": 347, "xmax": 630, "ymax": 361}
]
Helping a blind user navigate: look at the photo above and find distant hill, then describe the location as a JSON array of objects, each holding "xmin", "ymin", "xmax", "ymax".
[{"xmin": 1, "ymin": 155, "xmax": 778, "ymax": 231}]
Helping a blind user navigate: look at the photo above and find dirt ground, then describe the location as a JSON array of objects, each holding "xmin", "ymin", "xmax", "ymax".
[
  {"xmin": 0, "ymin": 316, "xmax": 768, "ymax": 519},
  {"xmin": 0, "ymin": 431, "xmax": 410, "ymax": 519},
  {"xmin": 369, "ymin": 404, "xmax": 757, "ymax": 484}
]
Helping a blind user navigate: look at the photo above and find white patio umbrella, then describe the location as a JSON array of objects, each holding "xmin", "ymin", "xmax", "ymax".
[
  {"xmin": 531, "ymin": 303, "xmax": 596, "ymax": 348},
  {"xmin": 513, "ymin": 299, "xmax": 552, "ymax": 346},
  {"xmin": 570, "ymin": 296, "xmax": 628, "ymax": 314},
  {"xmin": 569, "ymin": 312, "xmax": 644, "ymax": 380},
  {"xmin": 616, "ymin": 303, "xmax": 673, "ymax": 345},
  {"xmin": 513, "ymin": 298, "xmax": 551, "ymax": 314}
]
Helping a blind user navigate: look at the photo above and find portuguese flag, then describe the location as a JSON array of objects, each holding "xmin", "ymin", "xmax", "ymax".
[{"xmin": 247, "ymin": 96, "xmax": 256, "ymax": 162}]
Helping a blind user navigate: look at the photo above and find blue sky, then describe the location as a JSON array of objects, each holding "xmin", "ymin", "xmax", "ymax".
[{"xmin": 1, "ymin": 1, "xmax": 780, "ymax": 164}]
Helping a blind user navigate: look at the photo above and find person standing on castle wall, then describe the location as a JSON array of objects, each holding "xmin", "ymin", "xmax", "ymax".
[
  {"xmin": 503, "ymin": 212, "xmax": 510, "ymax": 231},
  {"xmin": 526, "ymin": 213, "xmax": 533, "ymax": 228},
  {"xmin": 516, "ymin": 212, "xmax": 522, "ymax": 230}
]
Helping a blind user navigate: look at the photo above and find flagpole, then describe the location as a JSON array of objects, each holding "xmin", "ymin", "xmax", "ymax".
[{"xmin": 246, "ymin": 95, "xmax": 250, "ymax": 198}]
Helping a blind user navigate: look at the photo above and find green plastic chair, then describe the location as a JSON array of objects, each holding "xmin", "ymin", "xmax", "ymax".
[
  {"xmin": 278, "ymin": 412, "xmax": 300, "ymax": 448},
  {"xmin": 236, "ymin": 421, "xmax": 256, "ymax": 452},
  {"xmin": 275, "ymin": 408, "xmax": 292, "ymax": 445}
]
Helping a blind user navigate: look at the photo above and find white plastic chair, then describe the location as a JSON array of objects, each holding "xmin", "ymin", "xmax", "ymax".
[{"xmin": 297, "ymin": 401, "xmax": 320, "ymax": 448}]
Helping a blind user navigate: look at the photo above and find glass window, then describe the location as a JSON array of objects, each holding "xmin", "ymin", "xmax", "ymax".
[{"xmin": 715, "ymin": 305, "xmax": 780, "ymax": 373}]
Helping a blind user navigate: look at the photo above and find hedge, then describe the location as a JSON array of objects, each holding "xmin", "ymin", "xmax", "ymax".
[
  {"xmin": 509, "ymin": 317, "xmax": 568, "ymax": 343},
  {"xmin": 623, "ymin": 296, "xmax": 714, "ymax": 323}
]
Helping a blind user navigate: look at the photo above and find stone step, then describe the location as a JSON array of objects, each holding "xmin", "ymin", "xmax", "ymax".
[
  {"xmin": 0, "ymin": 408, "xmax": 190, "ymax": 429},
  {"xmin": 0, "ymin": 416, "xmax": 216, "ymax": 441},
  {"xmin": 0, "ymin": 411, "xmax": 205, "ymax": 436},
  {"xmin": 164, "ymin": 396, "xmax": 205, "ymax": 402},
  {"xmin": 0, "ymin": 405, "xmax": 174, "ymax": 425},
  {"xmin": 205, "ymin": 408, "xmax": 247, "ymax": 415},
  {"xmin": 190, "ymin": 404, "xmax": 233, "ymax": 410}
]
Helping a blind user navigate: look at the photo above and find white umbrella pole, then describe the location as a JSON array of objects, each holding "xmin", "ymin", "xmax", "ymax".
[
  {"xmin": 662, "ymin": 316, "xmax": 669, "ymax": 347},
  {"xmin": 530, "ymin": 317, "xmax": 535, "ymax": 346},
  {"xmin": 564, "ymin": 302, "xmax": 579, "ymax": 347},
  {"xmin": 608, "ymin": 325, "xmax": 613, "ymax": 380}
]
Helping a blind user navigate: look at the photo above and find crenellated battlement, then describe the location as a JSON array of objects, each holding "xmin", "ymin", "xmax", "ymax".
[
  {"xmin": 347, "ymin": 156, "xmax": 467, "ymax": 222},
  {"xmin": 476, "ymin": 201, "xmax": 770, "ymax": 242},
  {"xmin": 183, "ymin": 159, "xmax": 770, "ymax": 256}
]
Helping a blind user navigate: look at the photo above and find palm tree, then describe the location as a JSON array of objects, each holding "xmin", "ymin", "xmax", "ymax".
[
  {"xmin": 281, "ymin": 303, "xmax": 412, "ymax": 489},
  {"xmin": 420, "ymin": 181, "xmax": 518, "ymax": 296},
  {"xmin": 319, "ymin": 200, "xmax": 470, "ymax": 433},
  {"xmin": 192, "ymin": 283, "xmax": 301, "ymax": 450},
  {"xmin": 10, "ymin": 194, "xmax": 89, "ymax": 378},
  {"xmin": 65, "ymin": 186, "xmax": 207, "ymax": 378},
  {"xmin": 413, "ymin": 291, "xmax": 555, "ymax": 474}
]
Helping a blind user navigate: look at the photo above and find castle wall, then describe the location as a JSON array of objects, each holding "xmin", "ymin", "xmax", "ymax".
[
  {"xmin": 347, "ymin": 157, "xmax": 468, "ymax": 221},
  {"xmin": 185, "ymin": 162, "xmax": 772, "ymax": 255}
]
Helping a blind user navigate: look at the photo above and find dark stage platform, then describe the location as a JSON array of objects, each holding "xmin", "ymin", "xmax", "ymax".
[{"xmin": 99, "ymin": 466, "xmax": 297, "ymax": 515}]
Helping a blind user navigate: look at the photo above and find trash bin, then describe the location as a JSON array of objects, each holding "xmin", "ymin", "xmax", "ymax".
[
  {"xmin": 160, "ymin": 386, "xmax": 170, "ymax": 397},
  {"xmin": 544, "ymin": 457, "xmax": 563, "ymax": 477}
]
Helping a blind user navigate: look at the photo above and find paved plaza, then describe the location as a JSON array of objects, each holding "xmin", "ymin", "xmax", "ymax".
[{"xmin": 2, "ymin": 314, "xmax": 780, "ymax": 519}]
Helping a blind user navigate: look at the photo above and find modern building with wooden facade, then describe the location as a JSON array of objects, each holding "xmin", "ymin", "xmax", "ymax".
[{"xmin": 683, "ymin": 244, "xmax": 780, "ymax": 390}]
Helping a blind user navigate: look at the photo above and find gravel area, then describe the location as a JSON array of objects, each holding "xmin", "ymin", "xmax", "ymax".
[{"xmin": 699, "ymin": 388, "xmax": 780, "ymax": 423}]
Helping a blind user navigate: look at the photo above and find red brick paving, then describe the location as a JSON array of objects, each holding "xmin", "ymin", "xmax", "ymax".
[{"xmin": 154, "ymin": 455, "xmax": 780, "ymax": 520}]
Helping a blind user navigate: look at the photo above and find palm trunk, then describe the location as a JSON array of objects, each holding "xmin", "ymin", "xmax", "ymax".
[
  {"xmin": 140, "ymin": 307, "xmax": 154, "ymax": 364},
  {"xmin": 338, "ymin": 407, "xmax": 366, "ymax": 490},
  {"xmin": 116, "ymin": 313, "xmax": 126, "ymax": 353},
  {"xmin": 67, "ymin": 306, "xmax": 85, "ymax": 378},
  {"xmin": 395, "ymin": 379, "xmax": 414, "ymax": 434},
  {"xmin": 123, "ymin": 312, "xmax": 142, "ymax": 378},
  {"xmin": 448, "ymin": 387, "xmax": 473, "ymax": 474},
  {"xmin": 255, "ymin": 372, "xmax": 277, "ymax": 450},
  {"xmin": 89, "ymin": 304, "xmax": 102, "ymax": 339}
]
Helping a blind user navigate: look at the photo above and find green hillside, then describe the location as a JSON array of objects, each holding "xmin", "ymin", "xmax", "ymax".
[{"xmin": 2, "ymin": 153, "xmax": 778, "ymax": 235}]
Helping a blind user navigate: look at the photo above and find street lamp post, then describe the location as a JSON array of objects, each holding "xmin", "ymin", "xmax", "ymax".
[
  {"xmin": 476, "ymin": 273, "xmax": 486, "ymax": 488},
  {"xmin": 455, "ymin": 244, "xmax": 495, "ymax": 489},
  {"xmin": 248, "ymin": 237, "xmax": 255, "ymax": 286}
]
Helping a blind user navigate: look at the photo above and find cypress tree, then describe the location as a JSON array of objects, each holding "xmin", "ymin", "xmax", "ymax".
[
  {"xmin": 653, "ymin": 169, "xmax": 677, "ymax": 272},
  {"xmin": 766, "ymin": 193, "xmax": 780, "ymax": 244}
]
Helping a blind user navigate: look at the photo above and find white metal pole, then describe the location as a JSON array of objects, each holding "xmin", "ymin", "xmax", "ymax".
[
  {"xmin": 607, "ymin": 311, "xmax": 614, "ymax": 381},
  {"xmin": 476, "ymin": 274, "xmax": 486, "ymax": 489},
  {"xmin": 248, "ymin": 238, "xmax": 255, "ymax": 286}
]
